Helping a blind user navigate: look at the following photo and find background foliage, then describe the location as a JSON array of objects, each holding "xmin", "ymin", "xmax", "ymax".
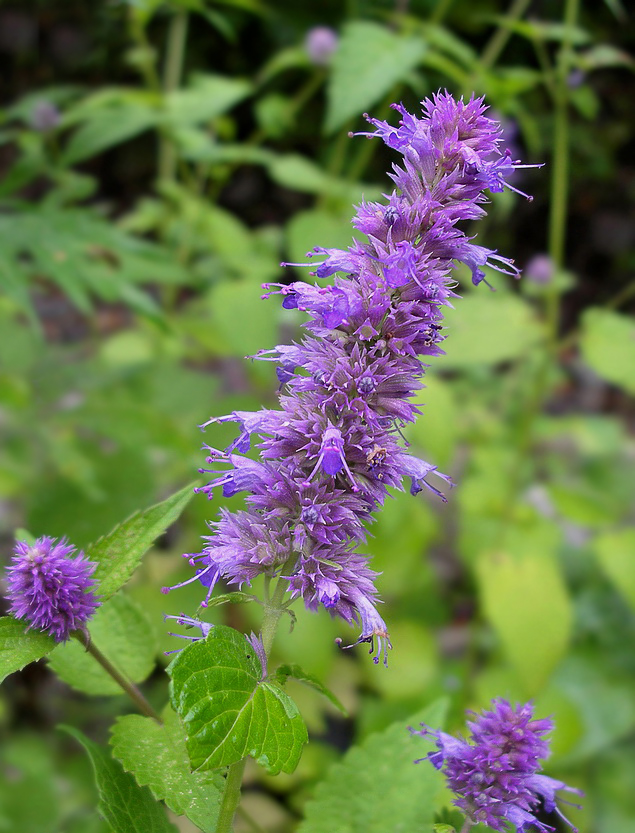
[{"xmin": 0, "ymin": 0, "xmax": 633, "ymax": 831}]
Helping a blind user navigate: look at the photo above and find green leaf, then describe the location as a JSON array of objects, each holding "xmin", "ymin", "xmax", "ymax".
[
  {"xmin": 62, "ymin": 726, "xmax": 177, "ymax": 833},
  {"xmin": 61, "ymin": 91, "xmax": 160, "ymax": 166},
  {"xmin": 476, "ymin": 525, "xmax": 572, "ymax": 693},
  {"xmin": 0, "ymin": 206, "xmax": 189, "ymax": 324},
  {"xmin": 580, "ymin": 308, "xmax": 635, "ymax": 394},
  {"xmin": 298, "ymin": 698, "xmax": 448, "ymax": 833},
  {"xmin": 206, "ymin": 280, "xmax": 278, "ymax": 356},
  {"xmin": 442, "ymin": 292, "xmax": 541, "ymax": 368},
  {"xmin": 594, "ymin": 529, "xmax": 635, "ymax": 611},
  {"xmin": 168, "ymin": 625, "xmax": 308, "ymax": 774},
  {"xmin": 0, "ymin": 617, "xmax": 55, "ymax": 684},
  {"xmin": 48, "ymin": 593, "xmax": 157, "ymax": 696},
  {"xmin": 90, "ymin": 482, "xmax": 196, "ymax": 600},
  {"xmin": 204, "ymin": 591, "xmax": 260, "ymax": 607},
  {"xmin": 273, "ymin": 664, "xmax": 348, "ymax": 715},
  {"xmin": 110, "ymin": 708, "xmax": 223, "ymax": 833},
  {"xmin": 326, "ymin": 21, "xmax": 426, "ymax": 133},
  {"xmin": 164, "ymin": 73, "xmax": 251, "ymax": 127}
]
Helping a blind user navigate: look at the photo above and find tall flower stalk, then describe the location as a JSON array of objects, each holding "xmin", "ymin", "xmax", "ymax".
[{"xmin": 165, "ymin": 92, "xmax": 533, "ymax": 664}]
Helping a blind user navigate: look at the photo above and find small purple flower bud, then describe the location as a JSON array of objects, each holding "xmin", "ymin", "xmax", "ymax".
[
  {"xmin": 30, "ymin": 100, "xmax": 61, "ymax": 132},
  {"xmin": 5, "ymin": 536, "xmax": 99, "ymax": 642},
  {"xmin": 304, "ymin": 26, "xmax": 338, "ymax": 67},
  {"xmin": 525, "ymin": 253, "xmax": 554, "ymax": 285}
]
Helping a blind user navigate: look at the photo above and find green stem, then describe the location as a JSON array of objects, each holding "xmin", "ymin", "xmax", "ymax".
[
  {"xmin": 494, "ymin": 0, "xmax": 581, "ymax": 549},
  {"xmin": 430, "ymin": 0, "xmax": 455, "ymax": 25},
  {"xmin": 480, "ymin": 0, "xmax": 532, "ymax": 71},
  {"xmin": 158, "ymin": 9, "xmax": 189, "ymax": 182},
  {"xmin": 73, "ymin": 630, "xmax": 161, "ymax": 722},
  {"xmin": 464, "ymin": 0, "xmax": 532, "ymax": 94},
  {"xmin": 547, "ymin": 0, "xmax": 579, "ymax": 272},
  {"xmin": 215, "ymin": 758, "xmax": 248, "ymax": 833}
]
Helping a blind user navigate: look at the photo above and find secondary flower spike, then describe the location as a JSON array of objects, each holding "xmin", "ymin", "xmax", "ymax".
[
  {"xmin": 5, "ymin": 536, "xmax": 99, "ymax": 642},
  {"xmin": 168, "ymin": 92, "xmax": 535, "ymax": 664},
  {"xmin": 412, "ymin": 699, "xmax": 582, "ymax": 832}
]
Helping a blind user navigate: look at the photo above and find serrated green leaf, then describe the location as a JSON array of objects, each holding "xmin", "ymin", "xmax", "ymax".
[
  {"xmin": 90, "ymin": 483, "xmax": 196, "ymax": 600},
  {"xmin": 326, "ymin": 21, "xmax": 426, "ymax": 133},
  {"xmin": 273, "ymin": 664, "xmax": 347, "ymax": 716},
  {"xmin": 298, "ymin": 698, "xmax": 448, "ymax": 833},
  {"xmin": 62, "ymin": 726, "xmax": 177, "ymax": 833},
  {"xmin": 580, "ymin": 309, "xmax": 635, "ymax": 394},
  {"xmin": 594, "ymin": 529, "xmax": 635, "ymax": 611},
  {"xmin": 110, "ymin": 709, "xmax": 223, "ymax": 833},
  {"xmin": 48, "ymin": 593, "xmax": 157, "ymax": 696},
  {"xmin": 0, "ymin": 617, "xmax": 55, "ymax": 684},
  {"xmin": 168, "ymin": 625, "xmax": 308, "ymax": 774}
]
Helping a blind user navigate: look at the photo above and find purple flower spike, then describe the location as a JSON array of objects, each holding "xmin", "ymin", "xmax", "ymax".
[
  {"xmin": 5, "ymin": 536, "xmax": 99, "ymax": 642},
  {"xmin": 174, "ymin": 93, "xmax": 537, "ymax": 663},
  {"xmin": 413, "ymin": 699, "xmax": 583, "ymax": 832}
]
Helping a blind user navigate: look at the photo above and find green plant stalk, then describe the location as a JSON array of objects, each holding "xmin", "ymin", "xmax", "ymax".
[
  {"xmin": 492, "ymin": 0, "xmax": 581, "ymax": 552},
  {"xmin": 479, "ymin": 0, "xmax": 533, "ymax": 72},
  {"xmin": 462, "ymin": 0, "xmax": 533, "ymax": 94},
  {"xmin": 73, "ymin": 630, "xmax": 161, "ymax": 722},
  {"xmin": 158, "ymin": 9, "xmax": 189, "ymax": 182},
  {"xmin": 214, "ymin": 561, "xmax": 297, "ymax": 833}
]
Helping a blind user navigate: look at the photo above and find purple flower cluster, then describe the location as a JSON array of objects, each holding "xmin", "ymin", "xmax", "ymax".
[
  {"xmin": 413, "ymin": 699, "xmax": 582, "ymax": 832},
  {"xmin": 5, "ymin": 536, "xmax": 99, "ymax": 642},
  {"xmin": 165, "ymin": 93, "xmax": 530, "ymax": 664}
]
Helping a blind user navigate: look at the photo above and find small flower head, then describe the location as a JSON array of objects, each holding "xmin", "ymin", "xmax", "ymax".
[
  {"xmin": 5, "ymin": 536, "xmax": 99, "ymax": 642},
  {"xmin": 412, "ymin": 699, "xmax": 582, "ymax": 832},
  {"xmin": 30, "ymin": 100, "xmax": 61, "ymax": 132},
  {"xmin": 304, "ymin": 26, "xmax": 338, "ymax": 66}
]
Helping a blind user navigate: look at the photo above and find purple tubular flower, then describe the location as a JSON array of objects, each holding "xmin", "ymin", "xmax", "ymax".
[
  {"xmin": 412, "ymin": 699, "xmax": 582, "ymax": 832},
  {"xmin": 169, "ymin": 92, "xmax": 536, "ymax": 663},
  {"xmin": 5, "ymin": 536, "xmax": 99, "ymax": 642},
  {"xmin": 164, "ymin": 613, "xmax": 213, "ymax": 654}
]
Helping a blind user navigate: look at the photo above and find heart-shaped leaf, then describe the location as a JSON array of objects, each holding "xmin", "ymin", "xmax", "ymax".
[{"xmin": 168, "ymin": 625, "xmax": 307, "ymax": 775}]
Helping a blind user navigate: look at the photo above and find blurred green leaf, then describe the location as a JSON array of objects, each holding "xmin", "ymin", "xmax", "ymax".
[
  {"xmin": 554, "ymin": 650, "xmax": 635, "ymax": 764},
  {"xmin": 286, "ymin": 208, "xmax": 358, "ymax": 277},
  {"xmin": 164, "ymin": 73, "xmax": 252, "ymax": 128},
  {"xmin": 0, "ymin": 617, "xmax": 55, "ymax": 684},
  {"xmin": 406, "ymin": 375, "xmax": 459, "ymax": 468},
  {"xmin": 594, "ymin": 529, "xmax": 635, "ymax": 611},
  {"xmin": 488, "ymin": 18, "xmax": 591, "ymax": 45},
  {"xmin": 62, "ymin": 90, "xmax": 160, "ymax": 166},
  {"xmin": 0, "ymin": 735, "xmax": 62, "ymax": 833},
  {"xmin": 298, "ymin": 698, "xmax": 447, "ymax": 833},
  {"xmin": 476, "ymin": 530, "xmax": 572, "ymax": 693},
  {"xmin": 0, "ymin": 206, "xmax": 188, "ymax": 323},
  {"xmin": 62, "ymin": 726, "xmax": 177, "ymax": 833},
  {"xmin": 90, "ymin": 482, "xmax": 196, "ymax": 601},
  {"xmin": 48, "ymin": 593, "xmax": 157, "ymax": 696},
  {"xmin": 110, "ymin": 708, "xmax": 223, "ymax": 832},
  {"xmin": 168, "ymin": 625, "xmax": 308, "ymax": 774},
  {"xmin": 580, "ymin": 308, "xmax": 635, "ymax": 394},
  {"xmin": 442, "ymin": 293, "xmax": 541, "ymax": 368},
  {"xmin": 206, "ymin": 279, "xmax": 279, "ymax": 356},
  {"xmin": 273, "ymin": 664, "xmax": 347, "ymax": 716},
  {"xmin": 326, "ymin": 21, "xmax": 426, "ymax": 133}
]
